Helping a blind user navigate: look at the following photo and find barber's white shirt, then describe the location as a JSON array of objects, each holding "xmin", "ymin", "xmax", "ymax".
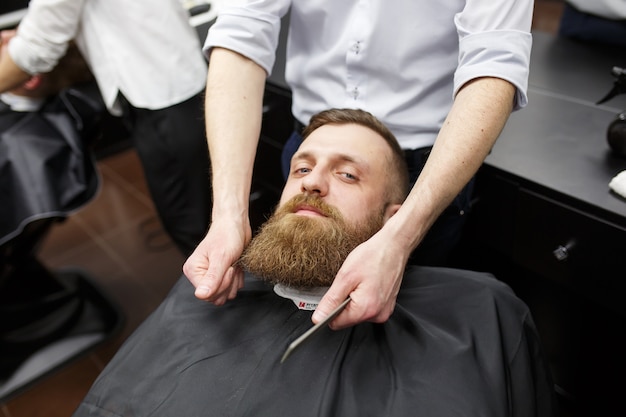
[
  {"xmin": 206, "ymin": 0, "xmax": 533, "ymax": 149},
  {"xmin": 9, "ymin": 0, "xmax": 207, "ymax": 115},
  {"xmin": 567, "ymin": 0, "xmax": 626, "ymax": 20}
]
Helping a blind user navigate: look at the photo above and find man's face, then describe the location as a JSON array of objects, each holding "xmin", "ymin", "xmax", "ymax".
[
  {"xmin": 238, "ymin": 123, "xmax": 398, "ymax": 288},
  {"xmin": 280, "ymin": 123, "xmax": 395, "ymax": 226}
]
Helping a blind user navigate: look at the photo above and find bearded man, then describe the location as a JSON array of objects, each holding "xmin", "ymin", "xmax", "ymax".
[{"xmin": 72, "ymin": 109, "xmax": 555, "ymax": 417}]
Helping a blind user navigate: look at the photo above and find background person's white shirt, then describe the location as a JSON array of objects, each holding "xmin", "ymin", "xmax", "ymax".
[{"xmin": 9, "ymin": 0, "xmax": 207, "ymax": 115}]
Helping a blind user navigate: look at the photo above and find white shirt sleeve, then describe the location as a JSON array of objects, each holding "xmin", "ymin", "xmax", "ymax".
[
  {"xmin": 454, "ymin": 0, "xmax": 534, "ymax": 110},
  {"xmin": 8, "ymin": 0, "xmax": 85, "ymax": 74},
  {"xmin": 203, "ymin": 0, "xmax": 291, "ymax": 76}
]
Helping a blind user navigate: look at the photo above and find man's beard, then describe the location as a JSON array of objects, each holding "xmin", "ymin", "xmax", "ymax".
[{"xmin": 237, "ymin": 195, "xmax": 384, "ymax": 288}]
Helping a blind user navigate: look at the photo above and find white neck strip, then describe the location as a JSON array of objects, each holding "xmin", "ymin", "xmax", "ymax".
[{"xmin": 273, "ymin": 284, "xmax": 329, "ymax": 311}]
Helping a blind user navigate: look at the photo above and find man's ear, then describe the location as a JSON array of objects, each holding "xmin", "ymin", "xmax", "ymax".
[
  {"xmin": 22, "ymin": 74, "xmax": 43, "ymax": 91},
  {"xmin": 382, "ymin": 203, "xmax": 402, "ymax": 223}
]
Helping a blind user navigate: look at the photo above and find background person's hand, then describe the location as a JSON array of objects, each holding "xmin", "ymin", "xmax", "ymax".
[
  {"xmin": 312, "ymin": 228, "xmax": 409, "ymax": 329},
  {"xmin": 182, "ymin": 216, "xmax": 251, "ymax": 305},
  {"xmin": 0, "ymin": 29, "xmax": 16, "ymax": 56},
  {"xmin": 0, "ymin": 29, "xmax": 17, "ymax": 43}
]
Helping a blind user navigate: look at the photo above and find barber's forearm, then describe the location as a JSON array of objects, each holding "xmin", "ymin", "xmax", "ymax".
[
  {"xmin": 385, "ymin": 77, "xmax": 516, "ymax": 252},
  {"xmin": 205, "ymin": 47, "xmax": 267, "ymax": 221}
]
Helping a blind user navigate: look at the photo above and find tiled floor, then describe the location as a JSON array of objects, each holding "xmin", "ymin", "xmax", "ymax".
[{"xmin": 0, "ymin": 2, "xmax": 565, "ymax": 416}]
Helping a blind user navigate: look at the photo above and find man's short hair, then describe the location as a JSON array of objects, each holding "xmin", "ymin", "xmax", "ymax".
[{"xmin": 302, "ymin": 108, "xmax": 410, "ymax": 203}]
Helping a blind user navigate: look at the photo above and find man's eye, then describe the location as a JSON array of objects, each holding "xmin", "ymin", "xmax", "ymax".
[
  {"xmin": 340, "ymin": 172, "xmax": 357, "ymax": 180},
  {"xmin": 295, "ymin": 167, "xmax": 311, "ymax": 174}
]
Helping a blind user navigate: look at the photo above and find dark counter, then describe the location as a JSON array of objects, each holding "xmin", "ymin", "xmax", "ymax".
[{"xmin": 462, "ymin": 31, "xmax": 626, "ymax": 417}]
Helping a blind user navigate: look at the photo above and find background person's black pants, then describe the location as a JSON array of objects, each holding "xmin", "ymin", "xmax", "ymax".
[{"xmin": 121, "ymin": 93, "xmax": 211, "ymax": 257}]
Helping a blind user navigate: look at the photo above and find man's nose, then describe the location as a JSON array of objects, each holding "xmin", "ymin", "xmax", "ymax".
[{"xmin": 300, "ymin": 170, "xmax": 328, "ymax": 196}]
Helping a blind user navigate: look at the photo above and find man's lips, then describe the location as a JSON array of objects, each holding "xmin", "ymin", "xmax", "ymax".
[{"xmin": 293, "ymin": 204, "xmax": 327, "ymax": 217}]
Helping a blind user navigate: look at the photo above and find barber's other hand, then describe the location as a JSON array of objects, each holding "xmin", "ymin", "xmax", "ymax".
[
  {"xmin": 182, "ymin": 216, "xmax": 251, "ymax": 305},
  {"xmin": 312, "ymin": 229, "xmax": 408, "ymax": 329}
]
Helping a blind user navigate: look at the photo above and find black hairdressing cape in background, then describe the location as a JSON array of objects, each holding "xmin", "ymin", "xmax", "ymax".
[
  {"xmin": 73, "ymin": 266, "xmax": 556, "ymax": 417},
  {"xmin": 0, "ymin": 89, "xmax": 101, "ymax": 246}
]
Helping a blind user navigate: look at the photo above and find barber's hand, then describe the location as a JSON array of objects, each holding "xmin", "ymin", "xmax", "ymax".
[
  {"xmin": 182, "ymin": 216, "xmax": 251, "ymax": 305},
  {"xmin": 312, "ymin": 229, "xmax": 409, "ymax": 329}
]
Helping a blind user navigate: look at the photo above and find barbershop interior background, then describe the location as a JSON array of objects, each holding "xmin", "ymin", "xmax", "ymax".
[{"xmin": 1, "ymin": 0, "xmax": 625, "ymax": 416}]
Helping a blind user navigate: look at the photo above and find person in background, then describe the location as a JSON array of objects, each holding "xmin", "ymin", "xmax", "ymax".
[
  {"xmin": 72, "ymin": 108, "xmax": 556, "ymax": 417},
  {"xmin": 184, "ymin": 0, "xmax": 534, "ymax": 330},
  {"xmin": 559, "ymin": 0, "xmax": 626, "ymax": 47},
  {"xmin": 0, "ymin": 0, "xmax": 211, "ymax": 257},
  {"xmin": 1, "ymin": 31, "xmax": 97, "ymax": 246},
  {"xmin": 1, "ymin": 29, "xmax": 92, "ymax": 109}
]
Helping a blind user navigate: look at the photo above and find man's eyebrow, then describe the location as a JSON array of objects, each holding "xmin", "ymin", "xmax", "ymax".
[
  {"xmin": 292, "ymin": 150, "xmax": 313, "ymax": 161},
  {"xmin": 293, "ymin": 150, "xmax": 370, "ymax": 171}
]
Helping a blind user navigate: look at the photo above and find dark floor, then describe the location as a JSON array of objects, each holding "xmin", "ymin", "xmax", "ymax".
[
  {"xmin": 1, "ymin": 147, "xmax": 187, "ymax": 417},
  {"xmin": 0, "ymin": 2, "xmax": 566, "ymax": 416}
]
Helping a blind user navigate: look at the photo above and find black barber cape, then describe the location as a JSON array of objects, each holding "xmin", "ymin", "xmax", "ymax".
[
  {"xmin": 0, "ymin": 89, "xmax": 101, "ymax": 246},
  {"xmin": 73, "ymin": 266, "xmax": 555, "ymax": 417}
]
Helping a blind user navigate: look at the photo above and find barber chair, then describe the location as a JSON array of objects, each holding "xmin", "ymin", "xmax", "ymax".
[{"xmin": 0, "ymin": 85, "xmax": 122, "ymax": 402}]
